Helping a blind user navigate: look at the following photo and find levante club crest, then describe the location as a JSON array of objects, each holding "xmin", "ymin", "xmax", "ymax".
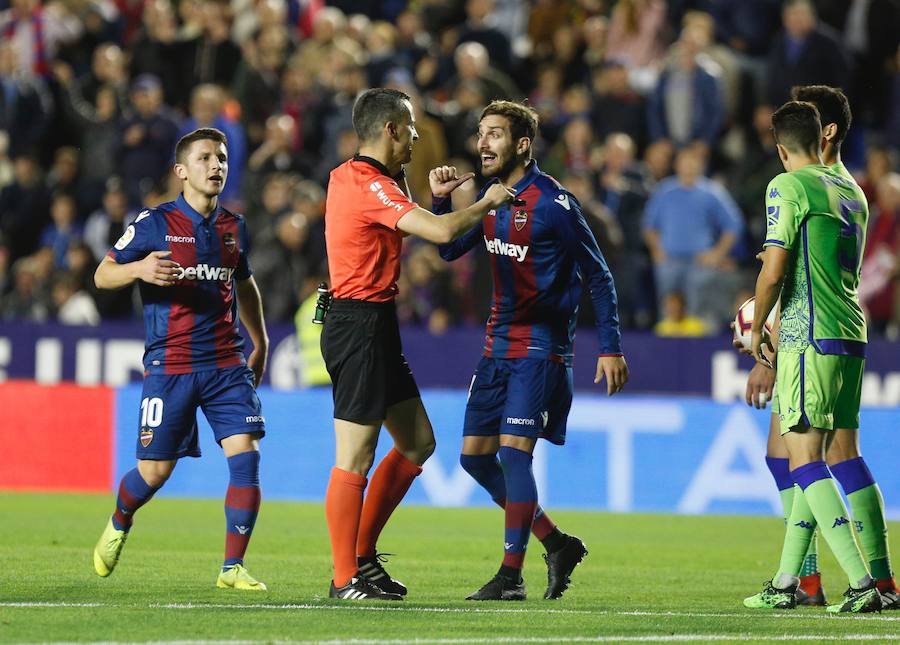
[
  {"xmin": 139, "ymin": 428, "xmax": 154, "ymax": 447},
  {"xmin": 513, "ymin": 209, "xmax": 528, "ymax": 231},
  {"xmin": 223, "ymin": 232, "xmax": 236, "ymax": 251}
]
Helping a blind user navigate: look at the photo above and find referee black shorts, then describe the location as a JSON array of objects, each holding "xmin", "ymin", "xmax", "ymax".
[{"xmin": 320, "ymin": 299, "xmax": 421, "ymax": 423}]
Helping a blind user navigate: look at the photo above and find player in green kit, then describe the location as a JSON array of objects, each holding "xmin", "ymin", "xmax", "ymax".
[
  {"xmin": 741, "ymin": 86, "xmax": 899, "ymax": 609},
  {"xmin": 745, "ymin": 101, "xmax": 882, "ymax": 613}
]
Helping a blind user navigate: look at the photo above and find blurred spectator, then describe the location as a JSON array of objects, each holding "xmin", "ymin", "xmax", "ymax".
[
  {"xmin": 233, "ymin": 25, "xmax": 291, "ymax": 149},
  {"xmin": 654, "ymin": 290, "xmax": 709, "ymax": 336},
  {"xmin": 244, "ymin": 115, "xmax": 307, "ymax": 208},
  {"xmin": 0, "ymin": 0, "xmax": 82, "ymax": 78},
  {"xmin": 642, "ymin": 146, "xmax": 743, "ymax": 323},
  {"xmin": 860, "ymin": 173, "xmax": 900, "ymax": 334},
  {"xmin": 839, "ymin": 0, "xmax": 900, "ymax": 128},
  {"xmin": 681, "ymin": 11, "xmax": 740, "ymax": 124},
  {"xmin": 118, "ymin": 74, "xmax": 181, "ymax": 207},
  {"xmin": 365, "ymin": 20, "xmax": 400, "ymax": 87},
  {"xmin": 250, "ymin": 211, "xmax": 310, "ymax": 321},
  {"xmin": 647, "ymin": 28, "xmax": 724, "ymax": 152},
  {"xmin": 765, "ymin": 0, "xmax": 849, "ymax": 106},
  {"xmin": 0, "ymin": 40, "xmax": 52, "ymax": 157},
  {"xmin": 279, "ymin": 64, "xmax": 325, "ymax": 163},
  {"xmin": 596, "ymin": 133, "xmax": 655, "ymax": 327},
  {"xmin": 443, "ymin": 80, "xmax": 488, "ymax": 162},
  {"xmin": 129, "ymin": 0, "xmax": 182, "ymax": 110},
  {"xmin": 182, "ymin": 0, "xmax": 243, "ymax": 92},
  {"xmin": 543, "ymin": 117, "xmax": 595, "ymax": 178},
  {"xmin": 528, "ymin": 0, "xmax": 581, "ymax": 63},
  {"xmin": 582, "ymin": 15, "xmax": 609, "ymax": 72},
  {"xmin": 245, "ymin": 171, "xmax": 293, "ymax": 237},
  {"xmin": 0, "ymin": 132, "xmax": 13, "ymax": 190},
  {"xmin": 179, "ymin": 84, "xmax": 247, "ymax": 206},
  {"xmin": 68, "ymin": 43, "xmax": 129, "ymax": 111},
  {"xmin": 542, "ymin": 23, "xmax": 588, "ymax": 88},
  {"xmin": 291, "ymin": 179, "xmax": 328, "ymax": 276},
  {"xmin": 858, "ymin": 144, "xmax": 894, "ymax": 205},
  {"xmin": 51, "ymin": 271, "xmax": 99, "ymax": 325},
  {"xmin": 396, "ymin": 243, "xmax": 457, "ymax": 334},
  {"xmin": 0, "ymin": 154, "xmax": 50, "ymax": 262},
  {"xmin": 40, "ymin": 192, "xmax": 82, "ymax": 268},
  {"xmin": 641, "ymin": 138, "xmax": 675, "ymax": 183},
  {"xmin": 727, "ymin": 104, "xmax": 782, "ymax": 250},
  {"xmin": 590, "ymin": 61, "xmax": 647, "ymax": 148},
  {"xmin": 457, "ymin": 0, "xmax": 512, "ymax": 74},
  {"xmin": 708, "ymin": 0, "xmax": 782, "ymax": 59},
  {"xmin": 606, "ymin": 0, "xmax": 669, "ymax": 92},
  {"xmin": 393, "ymin": 8, "xmax": 431, "ymax": 72},
  {"xmin": 1, "ymin": 255, "xmax": 50, "ymax": 321},
  {"xmin": 83, "ymin": 178, "xmax": 135, "ymax": 262},
  {"xmin": 448, "ymin": 41, "xmax": 519, "ymax": 103}
]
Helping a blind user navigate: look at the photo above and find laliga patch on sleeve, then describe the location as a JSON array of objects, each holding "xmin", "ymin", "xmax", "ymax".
[{"xmin": 114, "ymin": 225, "xmax": 136, "ymax": 250}]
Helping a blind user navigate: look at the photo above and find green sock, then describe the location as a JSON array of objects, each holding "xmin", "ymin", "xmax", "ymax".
[
  {"xmin": 800, "ymin": 529, "xmax": 818, "ymax": 576},
  {"xmin": 777, "ymin": 485, "xmax": 817, "ymax": 580},
  {"xmin": 778, "ymin": 486, "xmax": 795, "ymax": 524},
  {"xmin": 847, "ymin": 484, "xmax": 892, "ymax": 580},
  {"xmin": 804, "ymin": 478, "xmax": 870, "ymax": 585}
]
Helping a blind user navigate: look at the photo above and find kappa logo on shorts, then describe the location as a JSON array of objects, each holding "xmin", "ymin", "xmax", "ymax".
[
  {"xmin": 832, "ymin": 516, "xmax": 850, "ymax": 528},
  {"xmin": 795, "ymin": 520, "xmax": 814, "ymax": 530},
  {"xmin": 140, "ymin": 428, "xmax": 154, "ymax": 447}
]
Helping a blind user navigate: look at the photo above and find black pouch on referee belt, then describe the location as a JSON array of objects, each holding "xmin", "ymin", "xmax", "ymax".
[{"xmin": 312, "ymin": 282, "xmax": 332, "ymax": 324}]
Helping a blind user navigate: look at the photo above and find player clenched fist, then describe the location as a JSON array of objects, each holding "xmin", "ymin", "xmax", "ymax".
[{"xmin": 429, "ymin": 165, "xmax": 475, "ymax": 198}]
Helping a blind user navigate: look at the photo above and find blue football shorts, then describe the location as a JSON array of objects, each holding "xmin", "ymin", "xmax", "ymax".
[
  {"xmin": 463, "ymin": 357, "xmax": 573, "ymax": 445},
  {"xmin": 135, "ymin": 364, "xmax": 265, "ymax": 460}
]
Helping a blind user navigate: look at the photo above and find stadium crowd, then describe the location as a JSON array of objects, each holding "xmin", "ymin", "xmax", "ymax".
[{"xmin": 1, "ymin": 0, "xmax": 899, "ymax": 336}]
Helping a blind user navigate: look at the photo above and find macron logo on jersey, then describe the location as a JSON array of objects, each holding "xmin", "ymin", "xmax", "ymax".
[
  {"xmin": 369, "ymin": 180, "xmax": 405, "ymax": 212},
  {"xmin": 165, "ymin": 234, "xmax": 195, "ymax": 243},
  {"xmin": 175, "ymin": 264, "xmax": 234, "ymax": 282},
  {"xmin": 484, "ymin": 236, "xmax": 529, "ymax": 263}
]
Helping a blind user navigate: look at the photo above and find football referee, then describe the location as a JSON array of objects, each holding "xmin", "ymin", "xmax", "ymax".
[{"xmin": 322, "ymin": 87, "xmax": 516, "ymax": 601}]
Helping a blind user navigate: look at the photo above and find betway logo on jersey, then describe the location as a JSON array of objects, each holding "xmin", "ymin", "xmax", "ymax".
[
  {"xmin": 369, "ymin": 180, "xmax": 405, "ymax": 212},
  {"xmin": 483, "ymin": 236, "xmax": 529, "ymax": 262},
  {"xmin": 174, "ymin": 264, "xmax": 234, "ymax": 282}
]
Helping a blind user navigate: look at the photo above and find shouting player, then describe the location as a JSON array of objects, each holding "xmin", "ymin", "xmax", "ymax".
[
  {"xmin": 435, "ymin": 101, "xmax": 628, "ymax": 600},
  {"xmin": 747, "ymin": 101, "xmax": 881, "ymax": 613},
  {"xmin": 742, "ymin": 86, "xmax": 898, "ymax": 610},
  {"xmin": 92, "ymin": 128, "xmax": 269, "ymax": 591},
  {"xmin": 321, "ymin": 88, "xmax": 516, "ymax": 601}
]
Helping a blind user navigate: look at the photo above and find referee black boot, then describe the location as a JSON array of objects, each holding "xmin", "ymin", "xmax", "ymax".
[{"xmin": 358, "ymin": 553, "xmax": 408, "ymax": 596}]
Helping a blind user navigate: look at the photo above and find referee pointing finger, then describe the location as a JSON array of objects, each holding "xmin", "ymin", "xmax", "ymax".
[{"xmin": 321, "ymin": 88, "xmax": 515, "ymax": 601}]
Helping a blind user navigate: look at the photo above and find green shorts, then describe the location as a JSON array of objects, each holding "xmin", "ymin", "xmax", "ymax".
[{"xmin": 773, "ymin": 345, "xmax": 863, "ymax": 434}]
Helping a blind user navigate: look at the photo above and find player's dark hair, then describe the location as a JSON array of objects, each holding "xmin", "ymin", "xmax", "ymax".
[
  {"xmin": 479, "ymin": 100, "xmax": 539, "ymax": 159},
  {"xmin": 352, "ymin": 88, "xmax": 412, "ymax": 143},
  {"xmin": 772, "ymin": 101, "xmax": 822, "ymax": 156},
  {"xmin": 790, "ymin": 85, "xmax": 851, "ymax": 149},
  {"xmin": 175, "ymin": 128, "xmax": 228, "ymax": 163}
]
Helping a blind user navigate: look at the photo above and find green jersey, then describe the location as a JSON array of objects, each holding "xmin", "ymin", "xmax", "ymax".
[{"xmin": 763, "ymin": 163, "xmax": 868, "ymax": 356}]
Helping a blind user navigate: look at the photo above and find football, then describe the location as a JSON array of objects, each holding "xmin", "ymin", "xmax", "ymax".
[{"xmin": 733, "ymin": 296, "xmax": 777, "ymax": 353}]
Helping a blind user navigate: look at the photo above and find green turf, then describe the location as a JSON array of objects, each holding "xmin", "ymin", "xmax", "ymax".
[{"xmin": 1, "ymin": 493, "xmax": 899, "ymax": 643}]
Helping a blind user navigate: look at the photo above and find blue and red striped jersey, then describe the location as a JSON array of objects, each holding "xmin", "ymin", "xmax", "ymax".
[
  {"xmin": 107, "ymin": 193, "xmax": 252, "ymax": 375},
  {"xmin": 437, "ymin": 161, "xmax": 622, "ymax": 365}
]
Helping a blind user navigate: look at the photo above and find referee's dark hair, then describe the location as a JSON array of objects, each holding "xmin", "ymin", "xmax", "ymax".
[
  {"xmin": 175, "ymin": 127, "xmax": 228, "ymax": 163},
  {"xmin": 479, "ymin": 101, "xmax": 539, "ymax": 159},
  {"xmin": 790, "ymin": 85, "xmax": 851, "ymax": 149},
  {"xmin": 352, "ymin": 88, "xmax": 412, "ymax": 143},
  {"xmin": 772, "ymin": 101, "xmax": 822, "ymax": 156}
]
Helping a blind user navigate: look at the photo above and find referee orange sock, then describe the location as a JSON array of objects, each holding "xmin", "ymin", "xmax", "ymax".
[
  {"xmin": 357, "ymin": 448, "xmax": 422, "ymax": 558},
  {"xmin": 326, "ymin": 467, "xmax": 367, "ymax": 587}
]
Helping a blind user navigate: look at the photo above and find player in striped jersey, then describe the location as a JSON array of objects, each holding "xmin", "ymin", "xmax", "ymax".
[
  {"xmin": 91, "ymin": 128, "xmax": 269, "ymax": 591},
  {"xmin": 435, "ymin": 101, "xmax": 628, "ymax": 600}
]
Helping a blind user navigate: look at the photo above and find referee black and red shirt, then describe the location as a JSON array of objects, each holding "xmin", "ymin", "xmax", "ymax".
[{"xmin": 322, "ymin": 154, "xmax": 421, "ymax": 423}]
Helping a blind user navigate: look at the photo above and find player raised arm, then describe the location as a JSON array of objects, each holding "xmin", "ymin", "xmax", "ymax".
[
  {"xmin": 236, "ymin": 276, "xmax": 269, "ymax": 387},
  {"xmin": 94, "ymin": 251, "xmax": 182, "ymax": 290},
  {"xmin": 396, "ymin": 181, "xmax": 515, "ymax": 244}
]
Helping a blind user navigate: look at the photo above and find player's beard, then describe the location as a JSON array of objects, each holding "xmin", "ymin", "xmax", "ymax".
[{"xmin": 481, "ymin": 148, "xmax": 520, "ymax": 184}]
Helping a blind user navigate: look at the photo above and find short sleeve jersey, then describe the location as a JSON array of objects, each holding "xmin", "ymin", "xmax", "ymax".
[
  {"xmin": 763, "ymin": 163, "xmax": 868, "ymax": 356},
  {"xmin": 325, "ymin": 156, "xmax": 419, "ymax": 302},
  {"xmin": 107, "ymin": 194, "xmax": 252, "ymax": 374}
]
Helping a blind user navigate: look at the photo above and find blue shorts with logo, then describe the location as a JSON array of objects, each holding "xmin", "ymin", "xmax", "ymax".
[
  {"xmin": 136, "ymin": 365, "xmax": 265, "ymax": 460},
  {"xmin": 463, "ymin": 357, "xmax": 573, "ymax": 445}
]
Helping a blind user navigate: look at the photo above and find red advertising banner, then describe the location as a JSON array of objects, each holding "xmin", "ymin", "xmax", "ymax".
[{"xmin": 1, "ymin": 381, "xmax": 114, "ymax": 492}]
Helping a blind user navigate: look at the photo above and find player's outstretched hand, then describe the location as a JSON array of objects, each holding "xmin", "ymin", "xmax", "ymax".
[
  {"xmin": 596, "ymin": 356, "xmax": 628, "ymax": 396},
  {"xmin": 745, "ymin": 362, "xmax": 775, "ymax": 409},
  {"xmin": 137, "ymin": 251, "xmax": 181, "ymax": 287},
  {"xmin": 482, "ymin": 182, "xmax": 516, "ymax": 209},
  {"xmin": 429, "ymin": 165, "xmax": 475, "ymax": 198},
  {"xmin": 247, "ymin": 347, "xmax": 267, "ymax": 387}
]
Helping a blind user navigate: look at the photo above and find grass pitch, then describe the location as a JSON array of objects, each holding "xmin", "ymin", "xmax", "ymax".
[{"xmin": 1, "ymin": 493, "xmax": 899, "ymax": 643}]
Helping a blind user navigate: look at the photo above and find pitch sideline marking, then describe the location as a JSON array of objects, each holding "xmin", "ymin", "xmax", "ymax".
[
  {"xmin": 4, "ymin": 602, "xmax": 900, "ymax": 623},
  {"xmin": 26, "ymin": 634, "xmax": 900, "ymax": 645}
]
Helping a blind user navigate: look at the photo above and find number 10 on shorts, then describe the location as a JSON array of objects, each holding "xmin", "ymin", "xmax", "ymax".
[{"xmin": 140, "ymin": 397, "xmax": 164, "ymax": 428}]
